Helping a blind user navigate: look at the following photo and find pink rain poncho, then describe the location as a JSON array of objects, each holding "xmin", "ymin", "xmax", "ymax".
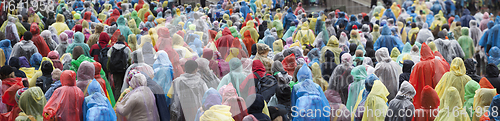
[
  {"xmin": 43, "ymin": 70, "xmax": 84, "ymax": 121},
  {"xmin": 76, "ymin": 61, "xmax": 95, "ymax": 96},
  {"xmin": 116, "ymin": 73, "xmax": 160, "ymax": 121}
]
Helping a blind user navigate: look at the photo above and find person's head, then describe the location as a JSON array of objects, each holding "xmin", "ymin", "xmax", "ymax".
[
  {"xmin": 22, "ymin": 15, "xmax": 28, "ymax": 22},
  {"xmin": 0, "ymin": 65, "xmax": 15, "ymax": 79},
  {"xmin": 23, "ymin": 31, "xmax": 32, "ymax": 40},
  {"xmin": 411, "ymin": 23, "xmax": 416, "ymax": 28},
  {"xmin": 118, "ymin": 35, "xmax": 126, "ymax": 42},
  {"xmin": 184, "ymin": 60, "xmax": 198, "ymax": 74},
  {"xmin": 355, "ymin": 50, "xmax": 363, "ymax": 57},
  {"xmin": 339, "ymin": 23, "xmax": 345, "ymax": 29}
]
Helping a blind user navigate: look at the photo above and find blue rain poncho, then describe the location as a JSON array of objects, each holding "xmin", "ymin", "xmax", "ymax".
[
  {"xmin": 346, "ymin": 65, "xmax": 367, "ymax": 112},
  {"xmin": 152, "ymin": 51, "xmax": 174, "ymax": 97},
  {"xmin": 479, "ymin": 21, "xmax": 494, "ymax": 52},
  {"xmin": 487, "ymin": 17, "xmax": 500, "ymax": 50},
  {"xmin": 383, "ymin": 9, "xmax": 397, "ymax": 22},
  {"xmin": 460, "ymin": 9, "xmax": 475, "ymax": 27},
  {"xmin": 488, "ymin": 46, "xmax": 500, "ymax": 65},
  {"xmin": 44, "ymin": 81, "xmax": 62, "ymax": 100},
  {"xmin": 194, "ymin": 88, "xmax": 223, "ymax": 121},
  {"xmin": 240, "ymin": 1, "xmax": 251, "ymax": 19},
  {"xmin": 347, "ymin": 15, "xmax": 361, "ymax": 32},
  {"xmin": 0, "ymin": 40, "xmax": 11, "ymax": 65},
  {"xmin": 30, "ymin": 53, "xmax": 42, "ymax": 70},
  {"xmin": 374, "ymin": 25, "xmax": 404, "ymax": 54},
  {"xmin": 489, "ymin": 95, "xmax": 500, "ymax": 120},
  {"xmin": 263, "ymin": 30, "xmax": 276, "ymax": 50},
  {"xmin": 283, "ymin": 9, "xmax": 296, "ymax": 31},
  {"xmin": 83, "ymin": 80, "xmax": 116, "ymax": 121},
  {"xmin": 335, "ymin": 12, "xmax": 348, "ymax": 27},
  {"xmin": 292, "ymin": 77, "xmax": 330, "ymax": 120},
  {"xmin": 307, "ymin": 48, "xmax": 321, "ymax": 66}
]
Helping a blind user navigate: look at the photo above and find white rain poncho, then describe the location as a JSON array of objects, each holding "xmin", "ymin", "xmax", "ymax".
[
  {"xmin": 40, "ymin": 30, "xmax": 58, "ymax": 51},
  {"xmin": 152, "ymin": 51, "xmax": 174, "ymax": 97},
  {"xmin": 415, "ymin": 23, "xmax": 434, "ymax": 44},
  {"xmin": 373, "ymin": 47, "xmax": 402, "ymax": 101},
  {"xmin": 469, "ymin": 20, "xmax": 483, "ymax": 48},
  {"xmin": 121, "ymin": 50, "xmax": 155, "ymax": 92},
  {"xmin": 171, "ymin": 67, "xmax": 209, "ymax": 121},
  {"xmin": 328, "ymin": 53, "xmax": 354, "ymax": 104},
  {"xmin": 434, "ymin": 37, "xmax": 465, "ymax": 64},
  {"xmin": 385, "ymin": 81, "xmax": 416, "ymax": 121},
  {"xmin": 116, "ymin": 73, "xmax": 160, "ymax": 121},
  {"xmin": 196, "ymin": 58, "xmax": 221, "ymax": 89}
]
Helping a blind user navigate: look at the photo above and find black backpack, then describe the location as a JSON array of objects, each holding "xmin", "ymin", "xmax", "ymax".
[
  {"xmin": 108, "ymin": 46, "xmax": 127, "ymax": 74},
  {"xmin": 98, "ymin": 44, "xmax": 110, "ymax": 72},
  {"xmin": 254, "ymin": 72, "xmax": 278, "ymax": 102}
]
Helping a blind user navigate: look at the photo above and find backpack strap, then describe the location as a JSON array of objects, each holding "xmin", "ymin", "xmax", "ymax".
[{"xmin": 253, "ymin": 72, "xmax": 262, "ymax": 79}]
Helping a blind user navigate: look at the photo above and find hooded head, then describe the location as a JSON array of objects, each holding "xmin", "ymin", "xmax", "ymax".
[
  {"xmin": 461, "ymin": 27, "xmax": 469, "ymax": 36},
  {"xmin": 464, "ymin": 58, "xmax": 477, "ymax": 75},
  {"xmin": 296, "ymin": 64, "xmax": 312, "ymax": 82},
  {"xmin": 202, "ymin": 88, "xmax": 222, "ymax": 110},
  {"xmin": 60, "ymin": 70, "xmax": 77, "ymax": 86},
  {"xmin": 92, "ymin": 62, "xmax": 101, "ymax": 76},
  {"xmin": 246, "ymin": 94, "xmax": 265, "ymax": 114},
  {"xmin": 326, "ymin": 36, "xmax": 339, "ymax": 47},
  {"xmin": 74, "ymin": 32, "xmax": 84, "ymax": 43},
  {"xmin": 421, "ymin": 85, "xmax": 439, "ymax": 108},
  {"xmin": 397, "ymin": 81, "xmax": 416, "ymax": 99},
  {"xmin": 229, "ymin": 58, "xmax": 242, "ymax": 71},
  {"xmin": 375, "ymin": 47, "xmax": 392, "ymax": 63},
  {"xmin": 129, "ymin": 73, "xmax": 147, "ymax": 89},
  {"xmin": 56, "ymin": 14, "xmax": 65, "ymax": 23},
  {"xmin": 439, "ymin": 87, "xmax": 463, "ymax": 109},
  {"xmin": 350, "ymin": 14, "xmax": 357, "ymax": 22},
  {"xmin": 77, "ymin": 61, "xmax": 95, "ymax": 81},
  {"xmin": 450, "ymin": 57, "xmax": 466, "ymax": 76},
  {"xmin": 420, "ymin": 43, "xmax": 434, "ymax": 61},
  {"xmin": 9, "ymin": 57, "xmax": 20, "ymax": 69},
  {"xmin": 465, "ymin": 81, "xmax": 480, "ymax": 101},
  {"xmin": 371, "ymin": 80, "xmax": 390, "ymax": 102},
  {"xmin": 381, "ymin": 25, "xmax": 391, "ymax": 35},
  {"xmin": 30, "ymin": 53, "xmax": 42, "ymax": 69},
  {"xmin": 30, "ymin": 23, "xmax": 40, "ymax": 35},
  {"xmin": 486, "ymin": 63, "xmax": 499, "ymax": 77},
  {"xmin": 98, "ymin": 32, "xmax": 110, "ymax": 45},
  {"xmin": 117, "ymin": 16, "xmax": 127, "ymax": 26},
  {"xmin": 41, "ymin": 61, "xmax": 53, "ymax": 76}
]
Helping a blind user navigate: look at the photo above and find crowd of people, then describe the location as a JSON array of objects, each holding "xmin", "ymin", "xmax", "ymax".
[{"xmin": 1, "ymin": 0, "xmax": 500, "ymax": 120}]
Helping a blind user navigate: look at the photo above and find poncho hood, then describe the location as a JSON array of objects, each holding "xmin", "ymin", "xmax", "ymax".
[
  {"xmin": 421, "ymin": 85, "xmax": 439, "ymax": 108},
  {"xmin": 420, "ymin": 43, "xmax": 435, "ymax": 61},
  {"xmin": 375, "ymin": 47, "xmax": 392, "ymax": 63},
  {"xmin": 297, "ymin": 64, "xmax": 312, "ymax": 82},
  {"xmin": 60, "ymin": 70, "xmax": 77, "ymax": 86},
  {"xmin": 77, "ymin": 61, "xmax": 95, "ymax": 81},
  {"xmin": 486, "ymin": 64, "xmax": 499, "ymax": 77},
  {"xmin": 450, "ymin": 58, "xmax": 466, "ymax": 76}
]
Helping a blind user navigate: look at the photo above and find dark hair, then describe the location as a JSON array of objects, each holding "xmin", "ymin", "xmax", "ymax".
[
  {"xmin": 411, "ymin": 23, "xmax": 416, "ymax": 28},
  {"xmin": 118, "ymin": 35, "xmax": 126, "ymax": 42},
  {"xmin": 22, "ymin": 15, "xmax": 28, "ymax": 22},
  {"xmin": 0, "ymin": 65, "xmax": 13, "ymax": 79},
  {"xmin": 184, "ymin": 60, "xmax": 199, "ymax": 73}
]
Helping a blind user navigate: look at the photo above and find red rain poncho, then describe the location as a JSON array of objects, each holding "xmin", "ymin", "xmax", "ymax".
[
  {"xmin": 30, "ymin": 23, "xmax": 50, "ymax": 57},
  {"xmin": 242, "ymin": 30, "xmax": 256, "ymax": 55},
  {"xmin": 230, "ymin": 37, "xmax": 248, "ymax": 59},
  {"xmin": 0, "ymin": 78, "xmax": 23, "ymax": 121},
  {"xmin": 43, "ymin": 70, "xmax": 84, "ymax": 121},
  {"xmin": 104, "ymin": 9, "xmax": 120, "ymax": 25},
  {"xmin": 479, "ymin": 77, "xmax": 495, "ymax": 89},
  {"xmin": 93, "ymin": 62, "xmax": 110, "ymax": 100},
  {"xmin": 216, "ymin": 28, "xmax": 235, "ymax": 59},
  {"xmin": 413, "ymin": 85, "xmax": 440, "ymax": 121},
  {"xmin": 282, "ymin": 53, "xmax": 296, "ymax": 76},
  {"xmin": 409, "ymin": 43, "xmax": 447, "ymax": 108}
]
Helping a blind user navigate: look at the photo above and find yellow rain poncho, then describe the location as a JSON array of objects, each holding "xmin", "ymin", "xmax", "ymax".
[
  {"xmin": 408, "ymin": 27, "xmax": 420, "ymax": 43},
  {"xmin": 435, "ymin": 87, "xmax": 471, "ymax": 121},
  {"xmin": 471, "ymin": 88, "xmax": 496, "ymax": 121},
  {"xmin": 390, "ymin": 47, "xmax": 401, "ymax": 62},
  {"xmin": 362, "ymin": 80, "xmax": 389, "ymax": 121},
  {"xmin": 430, "ymin": 11, "xmax": 447, "ymax": 30},
  {"xmin": 391, "ymin": 2, "xmax": 401, "ymax": 18},
  {"xmin": 149, "ymin": 29, "xmax": 158, "ymax": 46},
  {"xmin": 321, "ymin": 36, "xmax": 342, "ymax": 64},
  {"xmin": 428, "ymin": 42, "xmax": 437, "ymax": 52},
  {"xmin": 200, "ymin": 105, "xmax": 235, "ymax": 121},
  {"xmin": 137, "ymin": 4, "xmax": 154, "ymax": 21},
  {"xmin": 172, "ymin": 34, "xmax": 193, "ymax": 59},
  {"xmin": 240, "ymin": 21, "xmax": 259, "ymax": 42},
  {"xmin": 52, "ymin": 14, "xmax": 70, "ymax": 35},
  {"xmin": 371, "ymin": 25, "xmax": 381, "ymax": 42},
  {"xmin": 15, "ymin": 87, "xmax": 47, "ymax": 121},
  {"xmin": 435, "ymin": 57, "xmax": 471, "ymax": 103},
  {"xmin": 225, "ymin": 48, "xmax": 239, "ymax": 62},
  {"xmin": 397, "ymin": 22, "xmax": 408, "ymax": 43},
  {"xmin": 414, "ymin": 0, "xmax": 430, "ymax": 16},
  {"xmin": 311, "ymin": 63, "xmax": 329, "ymax": 91},
  {"xmin": 272, "ymin": 40, "xmax": 283, "ymax": 55},
  {"xmin": 294, "ymin": 21, "xmax": 315, "ymax": 49}
]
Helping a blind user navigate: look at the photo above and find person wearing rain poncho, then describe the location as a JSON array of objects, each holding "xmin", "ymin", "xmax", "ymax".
[
  {"xmin": 171, "ymin": 60, "xmax": 208, "ymax": 121},
  {"xmin": 116, "ymin": 73, "xmax": 160, "ymax": 121},
  {"xmin": 11, "ymin": 32, "xmax": 38, "ymax": 61},
  {"xmin": 390, "ymin": 47, "xmax": 401, "ymax": 62},
  {"xmin": 152, "ymin": 51, "xmax": 174, "ymax": 98},
  {"xmin": 82, "ymin": 80, "xmax": 116, "ymax": 121},
  {"xmin": 457, "ymin": 27, "xmax": 475, "ymax": 59},
  {"xmin": 347, "ymin": 15, "xmax": 361, "ymax": 32},
  {"xmin": 29, "ymin": 23, "xmax": 50, "ymax": 57},
  {"xmin": 385, "ymin": 81, "xmax": 416, "ymax": 121},
  {"xmin": 415, "ymin": 23, "xmax": 434, "ymax": 44},
  {"xmin": 435, "ymin": 87, "xmax": 470, "ymax": 121},
  {"xmin": 469, "ymin": 88, "xmax": 496, "ymax": 120},
  {"xmin": 413, "ymin": 85, "xmax": 440, "ymax": 121},
  {"xmin": 51, "ymin": 14, "xmax": 70, "ymax": 35},
  {"xmin": 409, "ymin": 43, "xmax": 448, "ymax": 109},
  {"xmin": 292, "ymin": 71, "xmax": 330, "ymax": 120},
  {"xmin": 43, "ymin": 70, "xmax": 84, "ymax": 120},
  {"xmin": 216, "ymin": 28, "xmax": 235, "ymax": 59},
  {"xmin": 66, "ymin": 32, "xmax": 90, "ymax": 57},
  {"xmin": 329, "ymin": 53, "xmax": 354, "ymax": 104},
  {"xmin": 346, "ymin": 65, "xmax": 367, "ymax": 112},
  {"xmin": 374, "ymin": 25, "xmax": 404, "ymax": 54},
  {"xmin": 262, "ymin": 30, "xmax": 276, "ymax": 50},
  {"xmin": 294, "ymin": 21, "xmax": 316, "ymax": 49},
  {"xmin": 488, "ymin": 46, "xmax": 500, "ymax": 65},
  {"xmin": 489, "ymin": 95, "xmax": 500, "ymax": 120},
  {"xmin": 75, "ymin": 61, "xmax": 96, "ymax": 96},
  {"xmin": 361, "ymin": 80, "xmax": 389, "ymax": 121},
  {"xmin": 240, "ymin": 20, "xmax": 259, "ymax": 42},
  {"xmin": 434, "ymin": 33, "xmax": 465, "ymax": 64},
  {"xmin": 469, "ymin": 20, "xmax": 483, "ymax": 47},
  {"xmin": 196, "ymin": 57, "xmax": 220, "ymax": 89},
  {"xmin": 311, "ymin": 63, "xmax": 328, "ymax": 91},
  {"xmin": 196, "ymin": 88, "xmax": 233, "ymax": 121},
  {"xmin": 14, "ymin": 87, "xmax": 46, "ymax": 121},
  {"xmin": 373, "ymin": 47, "xmax": 402, "ymax": 102},
  {"xmin": 435, "ymin": 57, "xmax": 471, "ymax": 101},
  {"xmin": 55, "ymin": 33, "xmax": 69, "ymax": 57},
  {"xmin": 396, "ymin": 43, "xmax": 412, "ymax": 66},
  {"xmin": 120, "ymin": 50, "xmax": 154, "ymax": 92}
]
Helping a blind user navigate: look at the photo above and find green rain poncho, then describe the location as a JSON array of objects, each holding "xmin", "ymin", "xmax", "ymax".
[
  {"xmin": 435, "ymin": 57, "xmax": 471, "ymax": 103},
  {"xmin": 320, "ymin": 35, "xmax": 342, "ymax": 64},
  {"xmin": 458, "ymin": 27, "xmax": 475, "ymax": 59},
  {"xmin": 396, "ymin": 43, "xmax": 412, "ymax": 66},
  {"xmin": 131, "ymin": 11, "xmax": 142, "ymax": 27},
  {"xmin": 15, "ymin": 87, "xmax": 47, "ymax": 121},
  {"xmin": 390, "ymin": 47, "xmax": 401, "ymax": 62},
  {"xmin": 362, "ymin": 80, "xmax": 389, "ymax": 121},
  {"xmin": 346, "ymin": 65, "xmax": 367, "ymax": 112},
  {"xmin": 217, "ymin": 58, "xmax": 248, "ymax": 96},
  {"xmin": 464, "ymin": 81, "xmax": 480, "ymax": 120}
]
